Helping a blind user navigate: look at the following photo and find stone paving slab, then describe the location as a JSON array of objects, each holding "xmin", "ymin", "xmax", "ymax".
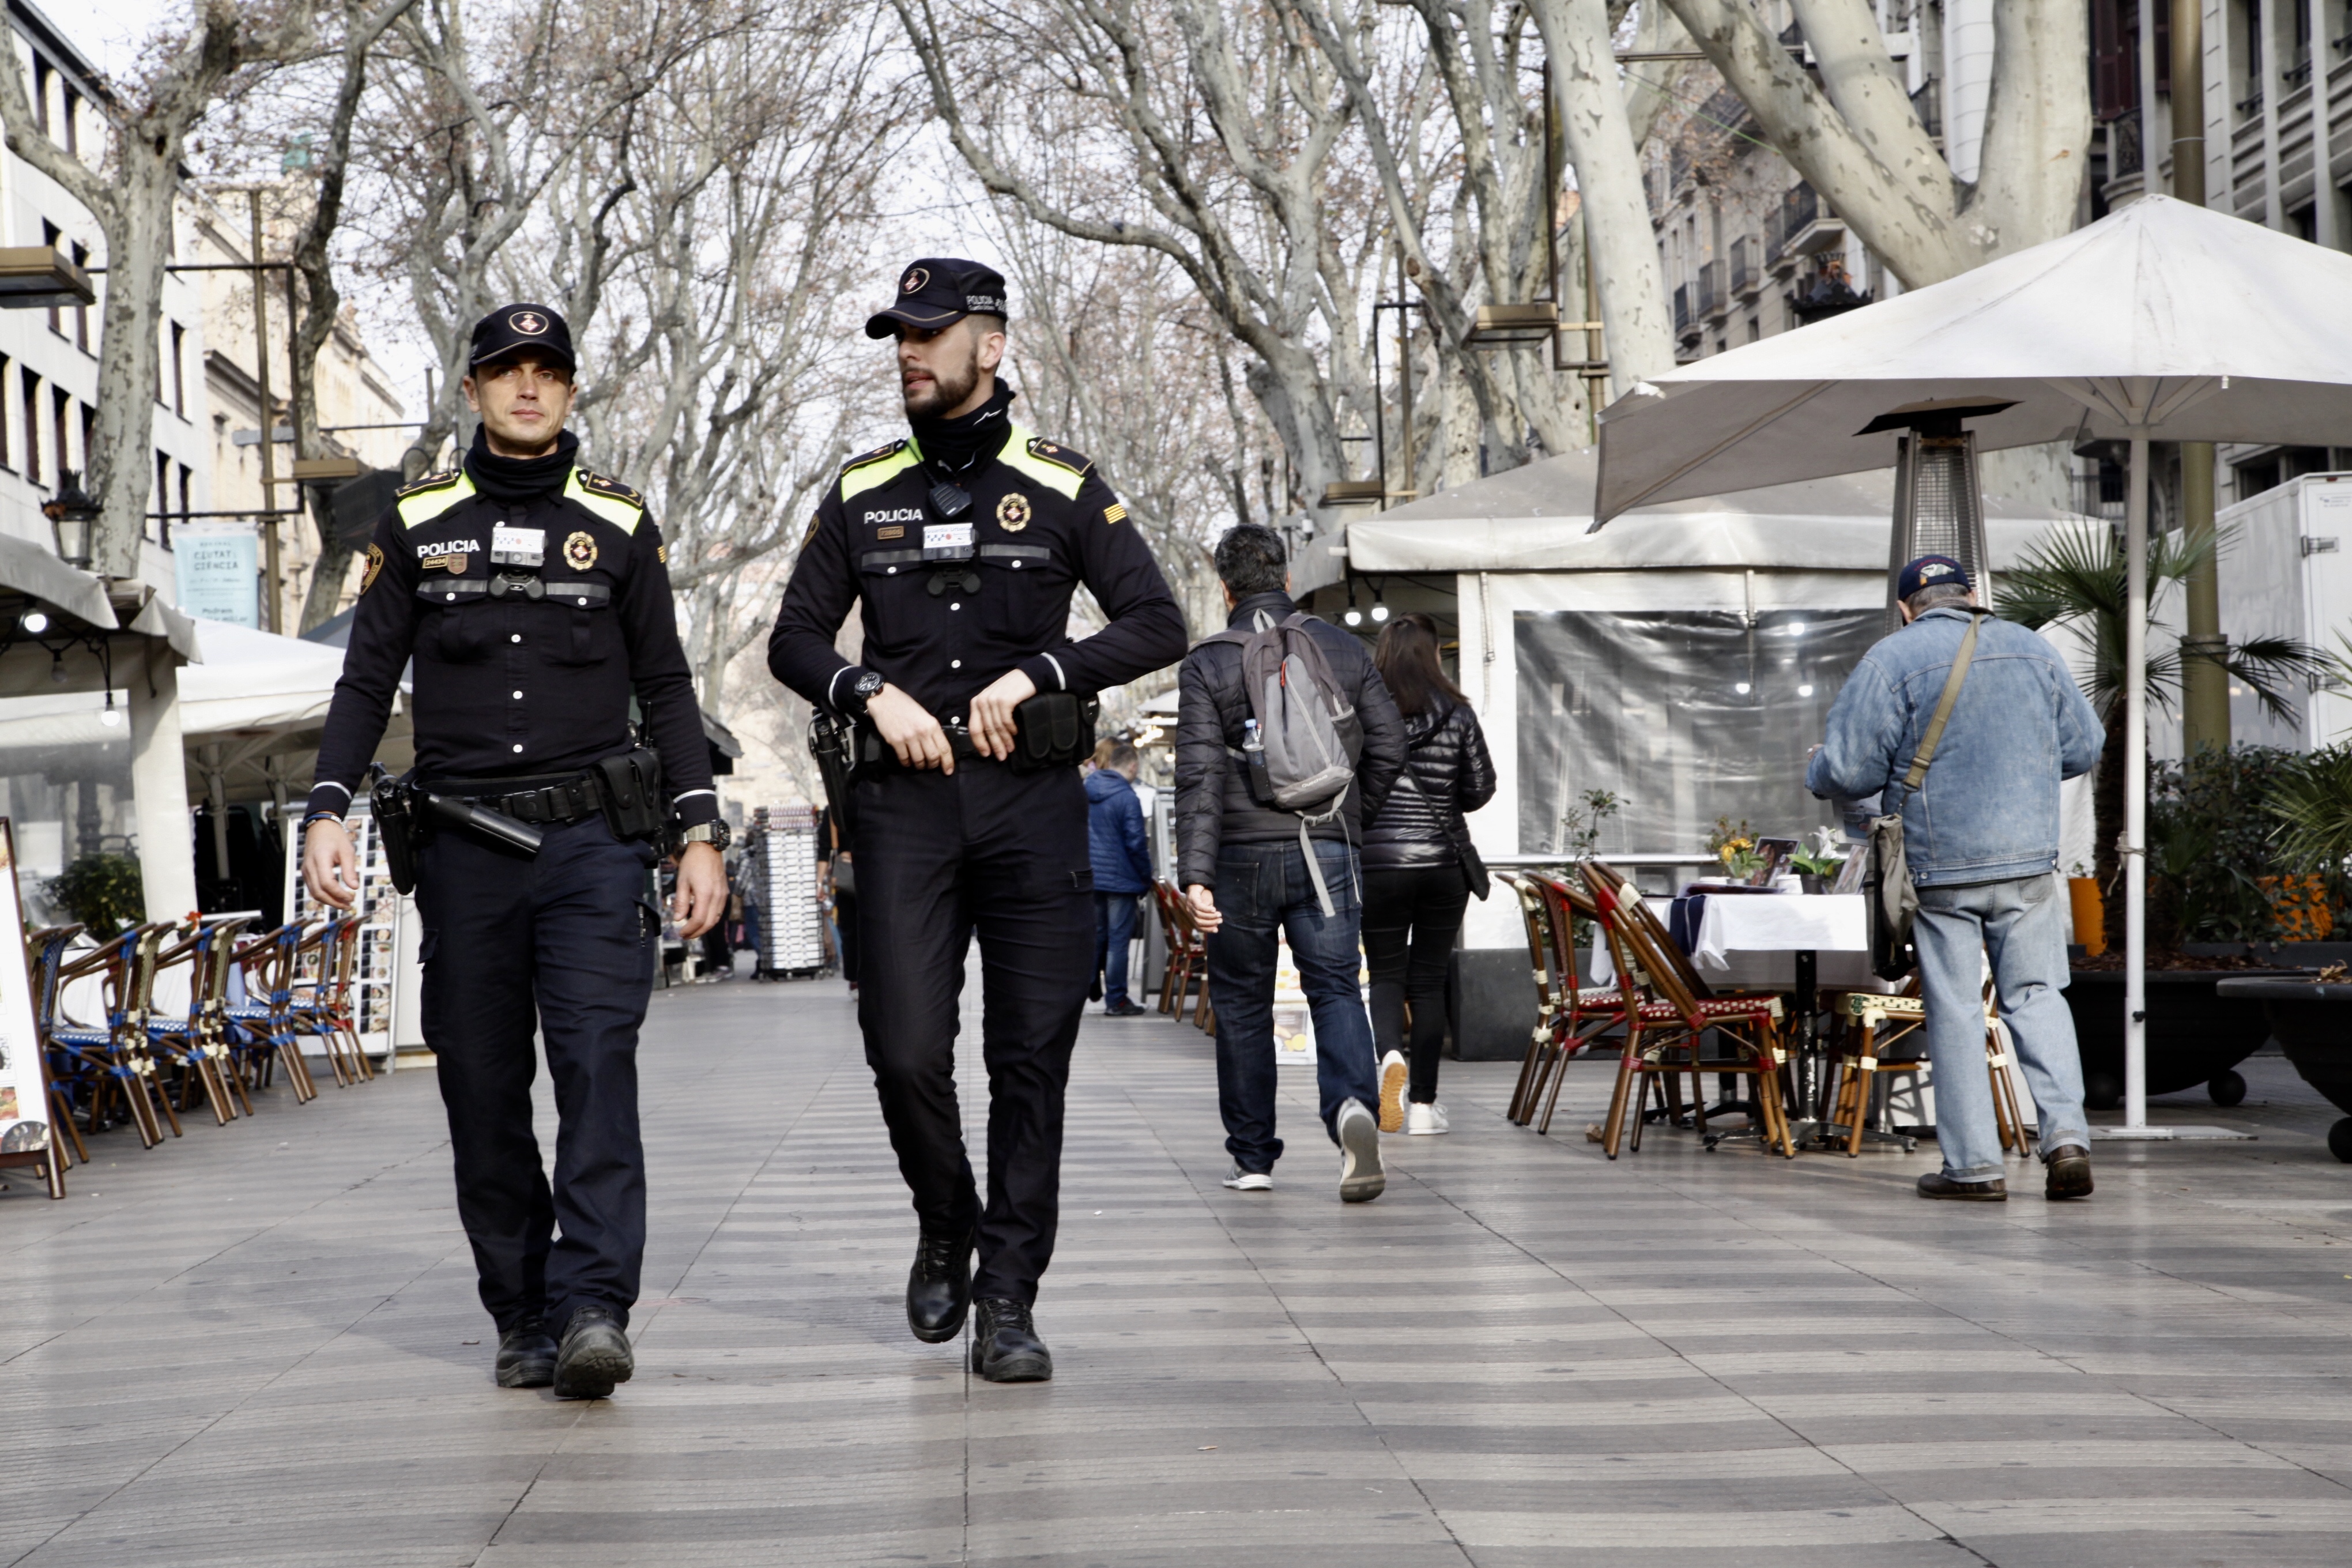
[{"xmin": 6, "ymin": 970, "xmax": 2352, "ymax": 1566}]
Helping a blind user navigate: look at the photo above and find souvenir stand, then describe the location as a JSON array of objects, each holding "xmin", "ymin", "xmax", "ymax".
[{"xmin": 749, "ymin": 804, "xmax": 826, "ymax": 979}]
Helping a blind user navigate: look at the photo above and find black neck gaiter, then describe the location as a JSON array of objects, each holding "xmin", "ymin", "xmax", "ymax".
[
  {"xmin": 909, "ymin": 382, "xmax": 1016, "ymax": 478},
  {"xmin": 466, "ymin": 425, "xmax": 580, "ymax": 504}
]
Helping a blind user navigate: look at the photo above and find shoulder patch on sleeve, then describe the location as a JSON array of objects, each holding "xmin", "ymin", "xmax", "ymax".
[
  {"xmin": 361, "ymin": 543, "xmax": 385, "ymax": 593},
  {"xmin": 839, "ymin": 439, "xmax": 917, "ymax": 503},
  {"xmin": 393, "ymin": 468, "xmax": 477, "ymax": 528},
  {"xmin": 563, "ymin": 466, "xmax": 642, "ymax": 533},
  {"xmin": 1103, "ymin": 501, "xmax": 1128, "ymax": 525},
  {"xmin": 577, "ymin": 468, "xmax": 646, "ymax": 509},
  {"xmin": 998, "ymin": 432, "xmax": 1090, "ymax": 500}
]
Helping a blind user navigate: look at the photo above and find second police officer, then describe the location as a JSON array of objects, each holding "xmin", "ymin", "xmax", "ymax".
[
  {"xmin": 770, "ymin": 259, "xmax": 1185, "ymax": 1381},
  {"xmin": 302, "ymin": 304, "xmax": 729, "ymax": 1400}
]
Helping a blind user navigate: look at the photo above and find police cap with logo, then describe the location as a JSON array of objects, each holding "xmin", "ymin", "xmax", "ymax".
[
  {"xmin": 470, "ymin": 301, "xmax": 577, "ymax": 373},
  {"xmin": 864, "ymin": 258, "xmax": 1008, "ymax": 339}
]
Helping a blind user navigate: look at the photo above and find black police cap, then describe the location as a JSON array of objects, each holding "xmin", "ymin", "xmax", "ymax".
[
  {"xmin": 470, "ymin": 303, "xmax": 576, "ymax": 372},
  {"xmin": 864, "ymin": 258, "xmax": 1008, "ymax": 340}
]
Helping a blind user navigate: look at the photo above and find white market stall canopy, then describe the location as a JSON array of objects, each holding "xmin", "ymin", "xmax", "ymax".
[{"xmin": 1340, "ymin": 447, "xmax": 2079, "ymax": 576}]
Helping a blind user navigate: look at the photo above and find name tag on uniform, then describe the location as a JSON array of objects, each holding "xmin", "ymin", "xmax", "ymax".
[
  {"xmin": 922, "ymin": 522, "xmax": 975, "ymax": 561},
  {"xmin": 491, "ymin": 525, "xmax": 545, "ymax": 567}
]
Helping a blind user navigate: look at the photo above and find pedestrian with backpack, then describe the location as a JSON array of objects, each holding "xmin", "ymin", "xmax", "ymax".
[
  {"xmin": 1361, "ymin": 612, "xmax": 1496, "ymax": 1136},
  {"xmin": 1174, "ymin": 525, "xmax": 1405, "ymax": 1200}
]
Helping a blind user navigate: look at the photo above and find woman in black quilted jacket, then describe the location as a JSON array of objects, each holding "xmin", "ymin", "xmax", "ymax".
[{"xmin": 1361, "ymin": 612, "xmax": 1495, "ymax": 1134}]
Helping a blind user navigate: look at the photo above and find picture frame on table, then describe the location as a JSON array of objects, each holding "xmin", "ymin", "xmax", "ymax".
[{"xmin": 1746, "ymin": 837, "xmax": 1799, "ymax": 887}]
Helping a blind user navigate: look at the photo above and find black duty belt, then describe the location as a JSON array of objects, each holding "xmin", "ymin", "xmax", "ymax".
[
  {"xmin": 417, "ymin": 579, "xmax": 612, "ymax": 606},
  {"xmin": 428, "ymin": 770, "xmax": 604, "ymax": 825}
]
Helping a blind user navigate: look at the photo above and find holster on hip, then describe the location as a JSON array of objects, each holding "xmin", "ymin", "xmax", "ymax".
[{"xmin": 1009, "ymin": 691, "xmax": 1098, "ymax": 775}]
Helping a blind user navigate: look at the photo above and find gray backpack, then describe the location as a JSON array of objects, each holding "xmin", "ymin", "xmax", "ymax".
[{"xmin": 1204, "ymin": 610, "xmax": 1359, "ymax": 914}]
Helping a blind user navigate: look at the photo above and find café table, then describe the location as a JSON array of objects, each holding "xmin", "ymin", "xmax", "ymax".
[{"xmin": 1592, "ymin": 889, "xmax": 1895, "ymax": 1145}]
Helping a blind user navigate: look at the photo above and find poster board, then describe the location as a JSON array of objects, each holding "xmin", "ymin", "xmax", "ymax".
[
  {"xmin": 0, "ymin": 820, "xmax": 65, "ymax": 1197},
  {"xmin": 282, "ymin": 806, "xmax": 408, "ymax": 1065}
]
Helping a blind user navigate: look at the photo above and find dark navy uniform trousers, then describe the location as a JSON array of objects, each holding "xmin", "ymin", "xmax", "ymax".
[
  {"xmin": 415, "ymin": 814, "xmax": 657, "ymax": 1333},
  {"xmin": 854, "ymin": 757, "xmax": 1094, "ymax": 1306}
]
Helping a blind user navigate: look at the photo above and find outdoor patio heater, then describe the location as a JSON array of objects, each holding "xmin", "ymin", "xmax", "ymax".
[{"xmin": 1859, "ymin": 400, "xmax": 2015, "ymax": 631}]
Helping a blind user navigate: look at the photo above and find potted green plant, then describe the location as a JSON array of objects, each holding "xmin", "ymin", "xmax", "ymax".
[
  {"xmin": 44, "ymin": 851, "xmax": 144, "ymax": 938},
  {"xmin": 1788, "ymin": 827, "xmax": 1846, "ymax": 895}
]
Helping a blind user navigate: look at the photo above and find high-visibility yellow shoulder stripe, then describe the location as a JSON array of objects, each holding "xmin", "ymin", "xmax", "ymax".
[
  {"xmin": 998, "ymin": 423, "xmax": 1087, "ymax": 499},
  {"xmin": 395, "ymin": 469, "xmax": 476, "ymax": 527},
  {"xmin": 840, "ymin": 440, "xmax": 918, "ymax": 503},
  {"xmin": 564, "ymin": 466, "xmax": 642, "ymax": 533}
]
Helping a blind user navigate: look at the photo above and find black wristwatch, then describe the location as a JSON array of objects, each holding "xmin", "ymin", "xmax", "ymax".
[
  {"xmin": 849, "ymin": 669, "xmax": 885, "ymax": 714},
  {"xmin": 679, "ymin": 820, "xmax": 732, "ymax": 851}
]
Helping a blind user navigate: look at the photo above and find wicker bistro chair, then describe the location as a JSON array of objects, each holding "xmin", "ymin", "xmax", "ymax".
[
  {"xmin": 1581, "ymin": 862, "xmax": 1797, "ymax": 1159},
  {"xmin": 145, "ymin": 918, "xmax": 247, "ymax": 1126},
  {"xmin": 27, "ymin": 925, "xmax": 91, "ymax": 1169},
  {"xmin": 1499, "ymin": 872, "xmax": 1628, "ymax": 1132},
  {"xmin": 289, "ymin": 915, "xmax": 374, "ymax": 1087},
  {"xmin": 47, "ymin": 924, "xmax": 176, "ymax": 1149},
  {"xmin": 1822, "ymin": 981, "xmax": 2032, "ymax": 1158},
  {"xmin": 1154, "ymin": 881, "xmax": 1212, "ymax": 1026},
  {"xmin": 227, "ymin": 921, "xmax": 320, "ymax": 1103}
]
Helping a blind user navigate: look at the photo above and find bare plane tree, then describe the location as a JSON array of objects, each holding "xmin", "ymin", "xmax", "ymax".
[
  {"xmin": 0, "ymin": 0, "xmax": 325, "ymax": 577},
  {"xmin": 1663, "ymin": 0, "xmax": 2089, "ymax": 285}
]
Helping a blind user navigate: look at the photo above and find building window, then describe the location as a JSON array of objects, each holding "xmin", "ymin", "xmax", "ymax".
[
  {"xmin": 42, "ymin": 222, "xmax": 62, "ymax": 338},
  {"xmin": 61, "ymin": 86, "xmax": 80, "ymax": 156},
  {"xmin": 51, "ymin": 388, "xmax": 71, "ymax": 481},
  {"xmin": 152, "ymin": 451, "xmax": 168, "ymax": 542},
  {"xmin": 70, "ymin": 244, "xmax": 89, "ymax": 352},
  {"xmin": 81, "ymin": 404, "xmax": 95, "ymax": 475},
  {"xmin": 32, "ymin": 56, "xmax": 52, "ymax": 137},
  {"xmin": 164, "ymin": 321, "xmax": 189, "ymax": 414},
  {"xmin": 0, "ymin": 355, "xmax": 10, "ymax": 471},
  {"xmin": 21, "ymin": 371, "xmax": 39, "ymax": 485},
  {"xmin": 178, "ymin": 463, "xmax": 192, "ymax": 543}
]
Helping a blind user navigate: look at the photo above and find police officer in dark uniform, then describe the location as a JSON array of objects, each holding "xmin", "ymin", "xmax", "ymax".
[
  {"xmin": 770, "ymin": 259, "xmax": 1185, "ymax": 1381},
  {"xmin": 301, "ymin": 303, "xmax": 729, "ymax": 1399}
]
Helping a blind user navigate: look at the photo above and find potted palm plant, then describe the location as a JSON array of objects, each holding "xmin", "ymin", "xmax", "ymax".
[{"xmin": 2003, "ymin": 523, "xmax": 2328, "ymax": 1108}]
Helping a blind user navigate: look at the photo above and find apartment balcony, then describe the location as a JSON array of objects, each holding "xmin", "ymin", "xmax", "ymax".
[
  {"xmin": 1672, "ymin": 282, "xmax": 1692, "ymax": 338},
  {"xmin": 1767, "ymin": 182, "xmax": 1841, "ymax": 268},
  {"xmin": 1729, "ymin": 236, "xmax": 1756, "ymax": 297},
  {"xmin": 1697, "ymin": 259, "xmax": 1723, "ymax": 319},
  {"xmin": 1911, "ymin": 77, "xmax": 1942, "ymax": 140}
]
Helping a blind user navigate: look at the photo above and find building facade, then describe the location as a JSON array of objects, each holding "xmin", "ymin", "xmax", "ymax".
[{"xmin": 2, "ymin": 0, "xmax": 205, "ymax": 597}]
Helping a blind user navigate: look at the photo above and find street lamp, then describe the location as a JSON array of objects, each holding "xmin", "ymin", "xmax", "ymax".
[{"xmin": 42, "ymin": 472, "xmax": 98, "ymax": 571}]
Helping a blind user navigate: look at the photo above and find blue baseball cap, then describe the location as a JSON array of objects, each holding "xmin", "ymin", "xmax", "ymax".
[{"xmin": 1897, "ymin": 555, "xmax": 1970, "ymax": 600}]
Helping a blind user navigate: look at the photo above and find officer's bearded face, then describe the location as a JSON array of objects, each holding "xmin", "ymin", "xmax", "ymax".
[{"xmin": 897, "ymin": 319, "xmax": 994, "ymax": 419}]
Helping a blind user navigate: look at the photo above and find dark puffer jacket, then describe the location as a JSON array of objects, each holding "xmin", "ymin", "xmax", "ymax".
[
  {"xmin": 1360, "ymin": 700, "xmax": 1495, "ymax": 869},
  {"xmin": 1174, "ymin": 591, "xmax": 1404, "ymax": 889}
]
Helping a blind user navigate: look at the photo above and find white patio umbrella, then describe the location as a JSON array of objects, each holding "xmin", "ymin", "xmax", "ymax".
[{"xmin": 1595, "ymin": 194, "xmax": 2352, "ymax": 1134}]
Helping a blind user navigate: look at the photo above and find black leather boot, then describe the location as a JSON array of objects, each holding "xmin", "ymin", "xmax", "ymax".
[
  {"xmin": 494, "ymin": 1316, "xmax": 557, "ymax": 1389},
  {"xmin": 970, "ymin": 1296, "xmax": 1053, "ymax": 1383},
  {"xmin": 552, "ymin": 1305, "xmax": 635, "ymax": 1400},
  {"xmin": 907, "ymin": 1220, "xmax": 976, "ymax": 1344}
]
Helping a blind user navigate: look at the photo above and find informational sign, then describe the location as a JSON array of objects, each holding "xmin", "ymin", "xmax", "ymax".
[
  {"xmin": 0, "ymin": 821, "xmax": 54, "ymax": 1159},
  {"xmin": 174, "ymin": 526, "xmax": 259, "ymax": 627}
]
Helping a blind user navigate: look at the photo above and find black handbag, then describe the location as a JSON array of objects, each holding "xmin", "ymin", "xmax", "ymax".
[{"xmin": 1396, "ymin": 767, "xmax": 1489, "ymax": 900}]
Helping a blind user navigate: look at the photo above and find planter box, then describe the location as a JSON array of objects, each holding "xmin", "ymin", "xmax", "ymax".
[
  {"xmin": 2216, "ymin": 978, "xmax": 2352, "ymax": 1160},
  {"xmin": 2064, "ymin": 970, "xmax": 2283, "ymax": 1107}
]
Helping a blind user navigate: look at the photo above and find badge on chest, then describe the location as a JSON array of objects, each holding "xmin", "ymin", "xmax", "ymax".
[
  {"xmin": 922, "ymin": 522, "xmax": 975, "ymax": 561},
  {"xmin": 492, "ymin": 525, "xmax": 546, "ymax": 568}
]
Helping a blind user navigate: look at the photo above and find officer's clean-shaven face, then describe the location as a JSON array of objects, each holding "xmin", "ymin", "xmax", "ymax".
[
  {"xmin": 464, "ymin": 352, "xmax": 576, "ymax": 457},
  {"xmin": 896, "ymin": 316, "xmax": 1004, "ymax": 419}
]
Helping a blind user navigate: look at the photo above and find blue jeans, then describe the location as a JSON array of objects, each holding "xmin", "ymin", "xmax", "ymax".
[
  {"xmin": 1913, "ymin": 873, "xmax": 2090, "ymax": 1180},
  {"xmin": 1094, "ymin": 891, "xmax": 1141, "ymax": 1008},
  {"xmin": 1204, "ymin": 838, "xmax": 1381, "ymax": 1173}
]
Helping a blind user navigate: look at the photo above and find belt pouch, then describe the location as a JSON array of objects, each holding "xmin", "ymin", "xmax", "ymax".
[
  {"xmin": 1010, "ymin": 691, "xmax": 1098, "ymax": 774},
  {"xmin": 590, "ymin": 748, "xmax": 666, "ymax": 842},
  {"xmin": 370, "ymin": 770, "xmax": 424, "ymax": 895}
]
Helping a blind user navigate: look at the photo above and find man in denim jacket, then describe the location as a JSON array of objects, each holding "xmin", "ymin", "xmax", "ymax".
[{"xmin": 1807, "ymin": 556, "xmax": 2105, "ymax": 1202}]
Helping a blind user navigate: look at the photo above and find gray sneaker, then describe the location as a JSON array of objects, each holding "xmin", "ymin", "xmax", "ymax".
[
  {"xmin": 1336, "ymin": 1099, "xmax": 1385, "ymax": 1203},
  {"xmin": 1222, "ymin": 1163, "xmax": 1273, "ymax": 1192}
]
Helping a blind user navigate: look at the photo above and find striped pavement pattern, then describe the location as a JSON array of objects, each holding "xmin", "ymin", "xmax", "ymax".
[{"xmin": 4, "ymin": 963, "xmax": 2351, "ymax": 1566}]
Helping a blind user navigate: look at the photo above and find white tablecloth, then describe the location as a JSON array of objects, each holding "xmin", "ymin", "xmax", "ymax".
[{"xmin": 1591, "ymin": 893, "xmax": 1892, "ymax": 991}]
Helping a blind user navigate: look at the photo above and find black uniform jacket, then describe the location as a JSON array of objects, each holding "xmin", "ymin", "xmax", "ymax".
[
  {"xmin": 767, "ymin": 422, "xmax": 1186, "ymax": 723},
  {"xmin": 305, "ymin": 461, "xmax": 719, "ymax": 826},
  {"xmin": 1172, "ymin": 591, "xmax": 1405, "ymax": 890}
]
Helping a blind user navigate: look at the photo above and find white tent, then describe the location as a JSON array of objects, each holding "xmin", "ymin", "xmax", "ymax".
[
  {"xmin": 1326, "ymin": 450, "xmax": 2083, "ymax": 951},
  {"xmin": 1594, "ymin": 194, "xmax": 2352, "ymax": 1136}
]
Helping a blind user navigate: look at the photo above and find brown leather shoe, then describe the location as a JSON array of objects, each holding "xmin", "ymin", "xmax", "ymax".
[
  {"xmin": 1917, "ymin": 1171, "xmax": 2008, "ymax": 1201},
  {"xmin": 2044, "ymin": 1144, "xmax": 2094, "ymax": 1200}
]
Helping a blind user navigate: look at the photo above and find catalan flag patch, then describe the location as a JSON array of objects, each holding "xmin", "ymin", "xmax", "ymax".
[
  {"xmin": 1103, "ymin": 502, "xmax": 1128, "ymax": 525},
  {"xmin": 655, "ymin": 542, "xmax": 668, "ymax": 564}
]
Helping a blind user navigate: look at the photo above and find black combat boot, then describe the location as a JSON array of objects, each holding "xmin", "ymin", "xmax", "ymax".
[
  {"xmin": 907, "ymin": 1220, "xmax": 977, "ymax": 1344},
  {"xmin": 552, "ymin": 1305, "xmax": 635, "ymax": 1400},
  {"xmin": 494, "ymin": 1316, "xmax": 557, "ymax": 1389},
  {"xmin": 970, "ymin": 1296, "xmax": 1053, "ymax": 1383}
]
